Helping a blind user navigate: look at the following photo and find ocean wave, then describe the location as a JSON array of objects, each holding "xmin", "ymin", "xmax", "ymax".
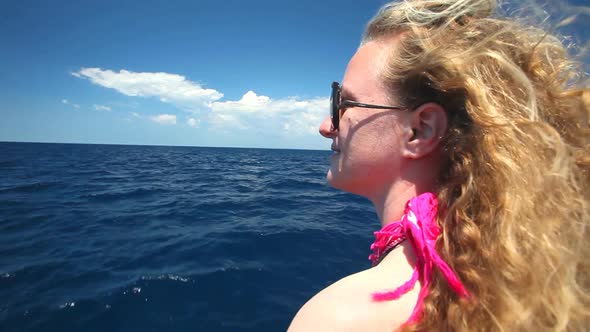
[
  {"xmin": 81, "ymin": 187, "xmax": 169, "ymax": 202},
  {"xmin": 0, "ymin": 181, "xmax": 63, "ymax": 194}
]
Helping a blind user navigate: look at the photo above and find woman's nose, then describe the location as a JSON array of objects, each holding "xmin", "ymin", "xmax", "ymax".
[{"xmin": 319, "ymin": 116, "xmax": 337, "ymax": 138}]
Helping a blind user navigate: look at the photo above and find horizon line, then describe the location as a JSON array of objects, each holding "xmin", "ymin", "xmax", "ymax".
[{"xmin": 0, "ymin": 140, "xmax": 330, "ymax": 152}]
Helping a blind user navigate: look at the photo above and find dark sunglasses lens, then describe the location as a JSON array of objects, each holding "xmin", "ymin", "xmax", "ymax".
[{"xmin": 330, "ymin": 82, "xmax": 340, "ymax": 130}]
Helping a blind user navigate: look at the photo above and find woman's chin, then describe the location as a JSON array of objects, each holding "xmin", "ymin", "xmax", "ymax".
[
  {"xmin": 326, "ymin": 168, "xmax": 334, "ymax": 182},
  {"xmin": 326, "ymin": 168, "xmax": 345, "ymax": 191},
  {"xmin": 326, "ymin": 169, "xmax": 337, "ymax": 186}
]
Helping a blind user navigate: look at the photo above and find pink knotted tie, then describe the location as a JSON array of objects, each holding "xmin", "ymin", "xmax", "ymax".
[{"xmin": 369, "ymin": 193, "xmax": 470, "ymax": 325}]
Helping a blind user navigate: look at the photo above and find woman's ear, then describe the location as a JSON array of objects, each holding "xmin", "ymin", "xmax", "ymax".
[{"xmin": 402, "ymin": 103, "xmax": 448, "ymax": 159}]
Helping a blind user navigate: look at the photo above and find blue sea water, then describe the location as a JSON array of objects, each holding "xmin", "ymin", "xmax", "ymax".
[{"xmin": 0, "ymin": 142, "xmax": 377, "ymax": 332}]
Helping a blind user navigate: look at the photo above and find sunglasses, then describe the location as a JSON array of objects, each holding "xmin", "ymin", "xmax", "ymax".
[{"xmin": 330, "ymin": 81, "xmax": 407, "ymax": 130}]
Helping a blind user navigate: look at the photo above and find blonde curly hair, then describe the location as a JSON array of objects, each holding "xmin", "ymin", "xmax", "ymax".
[{"xmin": 363, "ymin": 0, "xmax": 590, "ymax": 330}]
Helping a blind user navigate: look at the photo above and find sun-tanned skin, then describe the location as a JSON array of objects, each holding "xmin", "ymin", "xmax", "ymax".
[
  {"xmin": 288, "ymin": 37, "xmax": 448, "ymax": 332},
  {"xmin": 288, "ymin": 242, "xmax": 420, "ymax": 332}
]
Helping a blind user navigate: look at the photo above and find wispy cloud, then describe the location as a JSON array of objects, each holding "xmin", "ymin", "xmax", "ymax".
[
  {"xmin": 122, "ymin": 111, "xmax": 142, "ymax": 122},
  {"xmin": 187, "ymin": 117, "xmax": 200, "ymax": 128},
  {"xmin": 62, "ymin": 99, "xmax": 80, "ymax": 109},
  {"xmin": 150, "ymin": 114, "xmax": 177, "ymax": 125},
  {"xmin": 94, "ymin": 104, "xmax": 111, "ymax": 112},
  {"xmin": 72, "ymin": 68, "xmax": 223, "ymax": 112}
]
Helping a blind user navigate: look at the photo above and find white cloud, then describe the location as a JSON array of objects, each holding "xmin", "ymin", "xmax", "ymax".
[
  {"xmin": 73, "ymin": 67, "xmax": 328, "ymax": 139},
  {"xmin": 94, "ymin": 104, "xmax": 111, "ymax": 112},
  {"xmin": 150, "ymin": 114, "xmax": 177, "ymax": 125},
  {"xmin": 72, "ymin": 68, "xmax": 223, "ymax": 112},
  {"xmin": 209, "ymin": 112, "xmax": 247, "ymax": 130},
  {"xmin": 131, "ymin": 112, "xmax": 141, "ymax": 118},
  {"xmin": 209, "ymin": 90, "xmax": 271, "ymax": 112},
  {"xmin": 210, "ymin": 91, "xmax": 328, "ymax": 135},
  {"xmin": 187, "ymin": 117, "xmax": 200, "ymax": 128},
  {"xmin": 62, "ymin": 98, "xmax": 80, "ymax": 109}
]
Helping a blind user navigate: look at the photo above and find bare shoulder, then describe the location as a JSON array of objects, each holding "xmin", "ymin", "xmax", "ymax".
[{"xmin": 288, "ymin": 244, "xmax": 419, "ymax": 332}]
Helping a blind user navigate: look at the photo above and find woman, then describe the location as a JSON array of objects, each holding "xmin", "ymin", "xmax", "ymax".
[{"xmin": 289, "ymin": 0, "xmax": 589, "ymax": 331}]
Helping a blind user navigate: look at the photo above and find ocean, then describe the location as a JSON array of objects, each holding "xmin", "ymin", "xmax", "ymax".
[{"xmin": 0, "ymin": 142, "xmax": 377, "ymax": 332}]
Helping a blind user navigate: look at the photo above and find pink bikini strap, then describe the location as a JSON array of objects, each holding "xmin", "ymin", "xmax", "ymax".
[{"xmin": 372, "ymin": 193, "xmax": 470, "ymax": 324}]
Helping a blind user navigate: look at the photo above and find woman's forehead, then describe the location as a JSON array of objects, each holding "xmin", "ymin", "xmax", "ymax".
[{"xmin": 342, "ymin": 40, "xmax": 394, "ymax": 101}]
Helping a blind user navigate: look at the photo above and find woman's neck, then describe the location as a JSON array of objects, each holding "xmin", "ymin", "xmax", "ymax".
[
  {"xmin": 371, "ymin": 182, "xmax": 418, "ymax": 227},
  {"xmin": 370, "ymin": 163, "xmax": 439, "ymax": 227}
]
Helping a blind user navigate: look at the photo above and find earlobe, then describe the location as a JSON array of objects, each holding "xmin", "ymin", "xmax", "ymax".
[{"xmin": 402, "ymin": 103, "xmax": 448, "ymax": 159}]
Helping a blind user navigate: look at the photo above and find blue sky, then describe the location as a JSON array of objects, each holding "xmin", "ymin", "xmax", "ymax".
[{"xmin": 1, "ymin": 0, "xmax": 588, "ymax": 150}]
